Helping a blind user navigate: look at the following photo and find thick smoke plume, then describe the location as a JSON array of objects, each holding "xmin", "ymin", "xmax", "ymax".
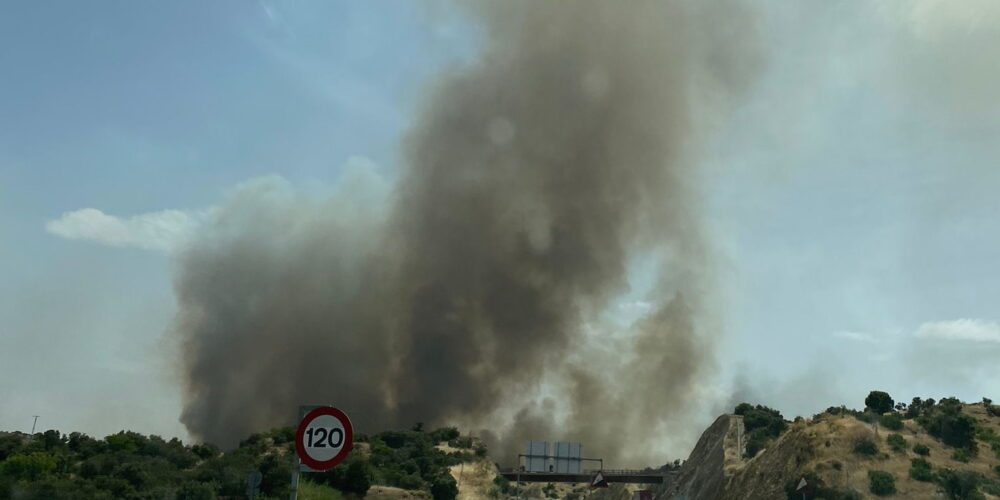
[{"xmin": 175, "ymin": 0, "xmax": 757, "ymax": 465}]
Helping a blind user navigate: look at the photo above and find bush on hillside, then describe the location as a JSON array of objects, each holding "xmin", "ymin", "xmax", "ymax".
[
  {"xmin": 542, "ymin": 482, "xmax": 559, "ymax": 499},
  {"xmin": 735, "ymin": 403, "xmax": 787, "ymax": 457},
  {"xmin": 981, "ymin": 477, "xmax": 1000, "ymax": 497},
  {"xmin": 952, "ymin": 448, "xmax": 972, "ymax": 463},
  {"xmin": 937, "ymin": 469, "xmax": 985, "ymax": 500},
  {"xmin": 983, "ymin": 398, "xmax": 1000, "ymax": 417},
  {"xmin": 976, "ymin": 427, "xmax": 1000, "ymax": 459},
  {"xmin": 910, "ymin": 458, "xmax": 934, "ymax": 482},
  {"xmin": 989, "ymin": 406, "xmax": 1000, "ymax": 418},
  {"xmin": 880, "ymin": 413, "xmax": 904, "ymax": 431},
  {"xmin": 491, "ymin": 475, "xmax": 513, "ymax": 498},
  {"xmin": 853, "ymin": 437, "xmax": 878, "ymax": 456},
  {"xmin": 430, "ymin": 427, "xmax": 460, "ymax": 443},
  {"xmin": 0, "ymin": 452, "xmax": 57, "ymax": 481},
  {"xmin": 430, "ymin": 473, "xmax": 458, "ymax": 500},
  {"xmin": 867, "ymin": 470, "xmax": 896, "ymax": 496},
  {"xmin": 886, "ymin": 433, "xmax": 906, "ymax": 453},
  {"xmin": 865, "ymin": 391, "xmax": 895, "ymax": 415},
  {"xmin": 913, "ymin": 443, "xmax": 930, "ymax": 456},
  {"xmin": 917, "ymin": 398, "xmax": 978, "ymax": 451}
]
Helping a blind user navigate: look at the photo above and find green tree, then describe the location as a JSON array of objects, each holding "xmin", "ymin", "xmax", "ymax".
[
  {"xmin": 913, "ymin": 443, "xmax": 930, "ymax": 456},
  {"xmin": 865, "ymin": 391, "xmax": 895, "ymax": 414},
  {"xmin": 39, "ymin": 430, "xmax": 66, "ymax": 451}
]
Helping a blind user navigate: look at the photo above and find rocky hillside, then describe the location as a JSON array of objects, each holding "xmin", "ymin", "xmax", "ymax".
[{"xmin": 660, "ymin": 396, "xmax": 1000, "ymax": 499}]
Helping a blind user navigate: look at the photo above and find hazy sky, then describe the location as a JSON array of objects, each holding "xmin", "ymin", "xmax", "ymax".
[{"xmin": 2, "ymin": 0, "xmax": 999, "ymax": 450}]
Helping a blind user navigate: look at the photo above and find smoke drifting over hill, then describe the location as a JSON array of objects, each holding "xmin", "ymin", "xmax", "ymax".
[{"xmin": 174, "ymin": 0, "xmax": 758, "ymax": 465}]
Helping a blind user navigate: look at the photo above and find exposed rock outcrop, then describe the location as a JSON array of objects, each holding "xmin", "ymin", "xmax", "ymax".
[{"xmin": 658, "ymin": 414, "xmax": 744, "ymax": 500}]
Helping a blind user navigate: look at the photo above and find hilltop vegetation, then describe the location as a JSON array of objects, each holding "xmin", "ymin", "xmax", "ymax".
[
  {"xmin": 709, "ymin": 392, "xmax": 1000, "ymax": 499},
  {"xmin": 0, "ymin": 423, "xmax": 481, "ymax": 500}
]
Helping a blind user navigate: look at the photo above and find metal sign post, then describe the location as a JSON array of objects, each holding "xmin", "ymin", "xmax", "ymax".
[
  {"xmin": 246, "ymin": 470, "xmax": 262, "ymax": 499},
  {"xmin": 290, "ymin": 405, "xmax": 354, "ymax": 500}
]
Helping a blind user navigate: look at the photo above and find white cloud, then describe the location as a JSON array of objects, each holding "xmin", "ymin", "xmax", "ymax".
[
  {"xmin": 44, "ymin": 156, "xmax": 387, "ymax": 254},
  {"xmin": 915, "ymin": 319, "xmax": 1000, "ymax": 343},
  {"xmin": 46, "ymin": 208, "xmax": 199, "ymax": 253},
  {"xmin": 833, "ymin": 330, "xmax": 877, "ymax": 343}
]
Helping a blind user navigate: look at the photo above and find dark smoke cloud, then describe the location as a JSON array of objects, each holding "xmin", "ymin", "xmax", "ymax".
[{"xmin": 174, "ymin": 0, "xmax": 758, "ymax": 465}]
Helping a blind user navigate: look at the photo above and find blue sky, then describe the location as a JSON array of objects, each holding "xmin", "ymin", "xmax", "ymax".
[{"xmin": 3, "ymin": 0, "xmax": 999, "ymax": 448}]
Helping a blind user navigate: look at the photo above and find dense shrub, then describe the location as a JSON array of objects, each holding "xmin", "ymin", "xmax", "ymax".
[
  {"xmin": 913, "ymin": 443, "xmax": 930, "ymax": 456},
  {"xmin": 984, "ymin": 398, "xmax": 1000, "ymax": 417},
  {"xmin": 491, "ymin": 475, "xmax": 513, "ymax": 497},
  {"xmin": 853, "ymin": 437, "xmax": 878, "ymax": 456},
  {"xmin": 398, "ymin": 473, "xmax": 426, "ymax": 490},
  {"xmin": 910, "ymin": 458, "xmax": 934, "ymax": 482},
  {"xmin": 937, "ymin": 469, "xmax": 985, "ymax": 500},
  {"xmin": 952, "ymin": 448, "xmax": 972, "ymax": 463},
  {"xmin": 0, "ymin": 452, "xmax": 57, "ymax": 481},
  {"xmin": 981, "ymin": 477, "xmax": 1000, "ymax": 497},
  {"xmin": 431, "ymin": 471, "xmax": 458, "ymax": 500},
  {"xmin": 917, "ymin": 399, "xmax": 978, "ymax": 451},
  {"xmin": 430, "ymin": 427, "xmax": 460, "ymax": 443},
  {"xmin": 541, "ymin": 482, "xmax": 558, "ymax": 499},
  {"xmin": 735, "ymin": 403, "xmax": 787, "ymax": 457},
  {"xmin": 880, "ymin": 413, "xmax": 904, "ymax": 431},
  {"xmin": 176, "ymin": 481, "xmax": 216, "ymax": 500},
  {"xmin": 977, "ymin": 427, "xmax": 1000, "ymax": 459},
  {"xmin": 886, "ymin": 433, "xmax": 906, "ymax": 452},
  {"xmin": 0, "ymin": 423, "xmax": 478, "ymax": 499},
  {"xmin": 868, "ymin": 470, "xmax": 896, "ymax": 496}
]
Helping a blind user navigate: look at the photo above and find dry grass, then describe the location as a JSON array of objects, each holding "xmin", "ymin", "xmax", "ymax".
[
  {"xmin": 366, "ymin": 485, "xmax": 431, "ymax": 500},
  {"xmin": 798, "ymin": 404, "xmax": 1000, "ymax": 498}
]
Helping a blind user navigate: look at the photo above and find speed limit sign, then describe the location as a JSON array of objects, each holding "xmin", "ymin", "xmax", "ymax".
[{"xmin": 295, "ymin": 406, "xmax": 354, "ymax": 471}]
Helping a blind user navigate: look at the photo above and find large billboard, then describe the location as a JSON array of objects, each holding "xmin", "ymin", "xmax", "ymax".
[
  {"xmin": 526, "ymin": 441, "xmax": 549, "ymax": 472},
  {"xmin": 554, "ymin": 441, "xmax": 582, "ymax": 473}
]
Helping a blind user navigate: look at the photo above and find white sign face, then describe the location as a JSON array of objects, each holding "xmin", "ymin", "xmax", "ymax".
[
  {"xmin": 296, "ymin": 406, "xmax": 353, "ymax": 471},
  {"xmin": 302, "ymin": 414, "xmax": 347, "ymax": 462}
]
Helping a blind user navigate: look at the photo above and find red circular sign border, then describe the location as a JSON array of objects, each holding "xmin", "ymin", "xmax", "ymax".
[{"xmin": 295, "ymin": 406, "xmax": 354, "ymax": 471}]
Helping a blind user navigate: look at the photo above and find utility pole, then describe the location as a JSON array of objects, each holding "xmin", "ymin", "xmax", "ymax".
[{"xmin": 30, "ymin": 416, "xmax": 39, "ymax": 435}]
